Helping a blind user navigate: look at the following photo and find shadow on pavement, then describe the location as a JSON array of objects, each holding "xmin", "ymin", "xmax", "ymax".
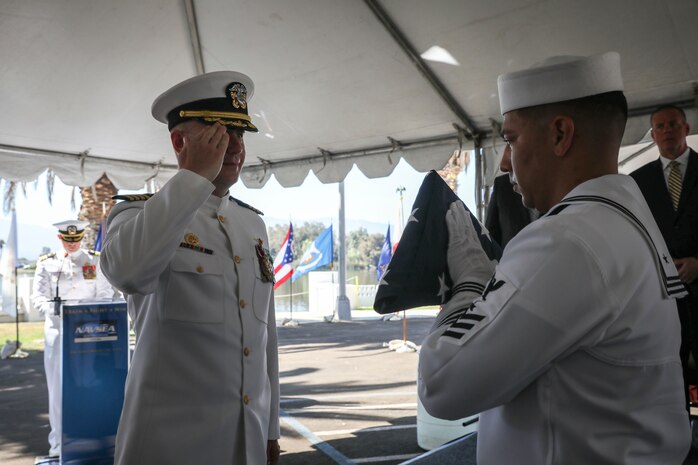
[
  {"xmin": 4, "ymin": 318, "xmax": 698, "ymax": 465},
  {"xmin": 0, "ymin": 349, "xmax": 50, "ymax": 465}
]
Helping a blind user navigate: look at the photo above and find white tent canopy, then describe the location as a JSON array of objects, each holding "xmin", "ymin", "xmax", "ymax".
[{"xmin": 1, "ymin": 0, "xmax": 697, "ymax": 191}]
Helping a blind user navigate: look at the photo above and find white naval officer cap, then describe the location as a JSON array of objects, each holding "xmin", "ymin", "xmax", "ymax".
[
  {"xmin": 151, "ymin": 71, "xmax": 258, "ymax": 132},
  {"xmin": 497, "ymin": 51, "xmax": 624, "ymax": 115},
  {"xmin": 53, "ymin": 219, "xmax": 89, "ymax": 242}
]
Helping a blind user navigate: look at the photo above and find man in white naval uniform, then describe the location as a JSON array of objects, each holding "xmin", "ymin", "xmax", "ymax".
[
  {"xmin": 100, "ymin": 71, "xmax": 280, "ymax": 465},
  {"xmin": 32, "ymin": 219, "xmax": 113, "ymax": 461},
  {"xmin": 419, "ymin": 52, "xmax": 691, "ymax": 464}
]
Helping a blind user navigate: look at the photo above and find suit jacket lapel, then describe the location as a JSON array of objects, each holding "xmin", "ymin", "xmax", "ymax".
[
  {"xmin": 677, "ymin": 149, "xmax": 698, "ymax": 216},
  {"xmin": 649, "ymin": 158, "xmax": 673, "ymax": 207},
  {"xmin": 641, "ymin": 159, "xmax": 677, "ymax": 226}
]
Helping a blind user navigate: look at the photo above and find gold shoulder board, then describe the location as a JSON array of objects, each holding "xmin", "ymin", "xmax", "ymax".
[{"xmin": 112, "ymin": 194, "xmax": 154, "ymax": 202}]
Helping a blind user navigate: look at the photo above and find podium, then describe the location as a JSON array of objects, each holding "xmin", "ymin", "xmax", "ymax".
[{"xmin": 60, "ymin": 301, "xmax": 128, "ymax": 465}]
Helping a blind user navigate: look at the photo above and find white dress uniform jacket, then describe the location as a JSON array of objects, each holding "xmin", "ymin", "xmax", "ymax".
[
  {"xmin": 101, "ymin": 169, "xmax": 280, "ymax": 465},
  {"xmin": 419, "ymin": 175, "xmax": 690, "ymax": 465},
  {"xmin": 32, "ymin": 248, "xmax": 113, "ymax": 456}
]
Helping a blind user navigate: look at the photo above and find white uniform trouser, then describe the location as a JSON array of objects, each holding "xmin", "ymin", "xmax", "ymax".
[{"xmin": 44, "ymin": 312, "xmax": 61, "ymax": 456}]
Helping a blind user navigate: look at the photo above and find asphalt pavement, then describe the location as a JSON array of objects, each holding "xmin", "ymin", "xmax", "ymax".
[
  {"xmin": 2, "ymin": 311, "xmax": 698, "ymax": 465},
  {"xmin": 0, "ymin": 312, "xmax": 438, "ymax": 465}
]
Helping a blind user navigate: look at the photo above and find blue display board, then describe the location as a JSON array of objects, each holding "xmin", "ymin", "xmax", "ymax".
[{"xmin": 61, "ymin": 301, "xmax": 128, "ymax": 465}]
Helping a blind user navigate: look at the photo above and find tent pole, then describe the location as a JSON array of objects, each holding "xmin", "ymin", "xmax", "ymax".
[
  {"xmin": 336, "ymin": 181, "xmax": 351, "ymax": 321},
  {"xmin": 14, "ymin": 265, "xmax": 19, "ymax": 345}
]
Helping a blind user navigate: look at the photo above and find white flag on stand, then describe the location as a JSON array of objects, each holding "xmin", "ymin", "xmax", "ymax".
[{"xmin": 0, "ymin": 210, "xmax": 18, "ymax": 317}]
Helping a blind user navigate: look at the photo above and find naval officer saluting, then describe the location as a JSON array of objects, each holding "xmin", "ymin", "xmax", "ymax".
[
  {"xmin": 32, "ymin": 219, "xmax": 113, "ymax": 461},
  {"xmin": 100, "ymin": 71, "xmax": 280, "ymax": 465}
]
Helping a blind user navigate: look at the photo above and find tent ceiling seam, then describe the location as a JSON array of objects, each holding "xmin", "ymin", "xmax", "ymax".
[
  {"xmin": 1, "ymin": 97, "xmax": 691, "ymax": 186},
  {"xmin": 627, "ymin": 96, "xmax": 696, "ymax": 118},
  {"xmin": 246, "ymin": 130, "xmax": 494, "ymax": 172},
  {"xmin": 618, "ymin": 142, "xmax": 657, "ymax": 167},
  {"xmin": 363, "ymin": 0, "xmax": 480, "ymax": 138},
  {"xmin": 183, "ymin": 0, "xmax": 205, "ymax": 75},
  {"xmin": 0, "ymin": 144, "xmax": 178, "ymax": 171}
]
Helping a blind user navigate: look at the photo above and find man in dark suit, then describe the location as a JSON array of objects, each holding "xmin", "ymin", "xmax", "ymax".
[
  {"xmin": 485, "ymin": 173, "xmax": 537, "ymax": 248},
  {"xmin": 630, "ymin": 105, "xmax": 698, "ymax": 404}
]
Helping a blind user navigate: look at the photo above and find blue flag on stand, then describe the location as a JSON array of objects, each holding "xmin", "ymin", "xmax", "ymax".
[
  {"xmin": 292, "ymin": 225, "xmax": 333, "ymax": 282},
  {"xmin": 376, "ymin": 225, "xmax": 392, "ymax": 282},
  {"xmin": 94, "ymin": 216, "xmax": 106, "ymax": 252}
]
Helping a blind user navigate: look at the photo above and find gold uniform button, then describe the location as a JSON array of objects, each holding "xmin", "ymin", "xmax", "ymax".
[
  {"xmin": 196, "ymin": 265, "xmax": 204, "ymax": 273},
  {"xmin": 243, "ymin": 347, "xmax": 251, "ymax": 356},
  {"xmin": 240, "ymin": 299, "xmax": 246, "ymax": 308},
  {"xmin": 234, "ymin": 255, "xmax": 241, "ymax": 264},
  {"xmin": 217, "ymin": 215, "xmax": 226, "ymax": 223},
  {"xmin": 243, "ymin": 394, "xmax": 250, "ymax": 405}
]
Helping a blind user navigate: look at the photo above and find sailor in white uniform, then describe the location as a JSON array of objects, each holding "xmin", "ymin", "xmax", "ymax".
[
  {"xmin": 418, "ymin": 52, "xmax": 691, "ymax": 464},
  {"xmin": 100, "ymin": 71, "xmax": 280, "ymax": 465},
  {"xmin": 32, "ymin": 219, "xmax": 113, "ymax": 460}
]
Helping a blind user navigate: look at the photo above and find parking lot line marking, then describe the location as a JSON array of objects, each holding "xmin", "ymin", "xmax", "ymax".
[
  {"xmin": 351, "ymin": 453, "xmax": 421, "ymax": 463},
  {"xmin": 284, "ymin": 402, "xmax": 416, "ymax": 414},
  {"xmin": 399, "ymin": 432, "xmax": 477, "ymax": 465},
  {"xmin": 316, "ymin": 424, "xmax": 416, "ymax": 437},
  {"xmin": 281, "ymin": 391, "xmax": 416, "ymax": 403},
  {"xmin": 280, "ymin": 409, "xmax": 355, "ymax": 465}
]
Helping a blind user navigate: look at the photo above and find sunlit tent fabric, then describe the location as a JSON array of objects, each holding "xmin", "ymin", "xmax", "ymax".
[
  {"xmin": 3, "ymin": 1, "xmax": 698, "ymax": 191},
  {"xmin": 373, "ymin": 171, "xmax": 502, "ymax": 314}
]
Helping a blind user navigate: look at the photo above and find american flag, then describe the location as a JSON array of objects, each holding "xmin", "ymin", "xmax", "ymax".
[
  {"xmin": 273, "ymin": 223, "xmax": 294, "ymax": 289},
  {"xmin": 373, "ymin": 171, "xmax": 502, "ymax": 314}
]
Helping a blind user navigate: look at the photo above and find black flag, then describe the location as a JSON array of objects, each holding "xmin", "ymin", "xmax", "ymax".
[{"xmin": 373, "ymin": 170, "xmax": 502, "ymax": 314}]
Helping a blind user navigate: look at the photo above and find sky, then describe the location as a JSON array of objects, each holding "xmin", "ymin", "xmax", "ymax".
[{"xmin": 0, "ymin": 158, "xmax": 479, "ymax": 260}]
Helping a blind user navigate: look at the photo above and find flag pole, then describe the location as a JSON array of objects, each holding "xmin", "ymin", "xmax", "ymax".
[
  {"xmin": 324, "ymin": 248, "xmax": 336, "ymax": 323},
  {"xmin": 8, "ymin": 221, "xmax": 27, "ymax": 358},
  {"xmin": 386, "ymin": 187, "xmax": 416, "ymax": 353},
  {"xmin": 14, "ymin": 264, "xmax": 19, "ymax": 346},
  {"xmin": 282, "ymin": 278, "xmax": 299, "ymax": 327},
  {"xmin": 402, "ymin": 310, "xmax": 407, "ymax": 344}
]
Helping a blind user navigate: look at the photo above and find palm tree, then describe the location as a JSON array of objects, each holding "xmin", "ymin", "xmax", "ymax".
[
  {"xmin": 437, "ymin": 149, "xmax": 469, "ymax": 192},
  {"xmin": 78, "ymin": 174, "xmax": 117, "ymax": 250}
]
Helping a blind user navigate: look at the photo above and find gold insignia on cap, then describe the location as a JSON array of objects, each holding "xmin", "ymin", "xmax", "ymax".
[
  {"xmin": 184, "ymin": 233, "xmax": 200, "ymax": 246},
  {"xmin": 228, "ymin": 82, "xmax": 248, "ymax": 110},
  {"xmin": 58, "ymin": 222, "xmax": 86, "ymax": 243}
]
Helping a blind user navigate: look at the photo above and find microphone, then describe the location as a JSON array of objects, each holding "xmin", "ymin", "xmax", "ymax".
[{"xmin": 53, "ymin": 253, "xmax": 66, "ymax": 316}]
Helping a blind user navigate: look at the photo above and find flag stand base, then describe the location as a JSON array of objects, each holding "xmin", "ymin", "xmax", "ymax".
[
  {"xmin": 384, "ymin": 339, "xmax": 418, "ymax": 353},
  {"xmin": 281, "ymin": 318, "xmax": 300, "ymax": 327},
  {"xmin": 383, "ymin": 311, "xmax": 417, "ymax": 352},
  {"xmin": 9, "ymin": 348, "xmax": 29, "ymax": 358},
  {"xmin": 1, "ymin": 340, "xmax": 29, "ymax": 359}
]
